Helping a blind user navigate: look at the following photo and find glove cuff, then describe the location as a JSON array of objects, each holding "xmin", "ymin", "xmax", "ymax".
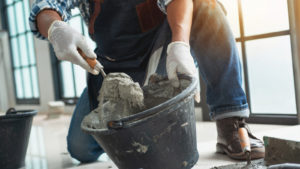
[
  {"xmin": 47, "ymin": 20, "xmax": 67, "ymax": 41},
  {"xmin": 167, "ymin": 41, "xmax": 190, "ymax": 54}
]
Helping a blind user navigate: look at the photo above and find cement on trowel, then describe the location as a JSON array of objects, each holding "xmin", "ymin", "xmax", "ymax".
[
  {"xmin": 82, "ymin": 73, "xmax": 191, "ymax": 130},
  {"xmin": 211, "ymin": 159, "xmax": 267, "ymax": 169}
]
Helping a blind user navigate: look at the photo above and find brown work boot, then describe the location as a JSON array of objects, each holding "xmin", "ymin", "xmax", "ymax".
[{"xmin": 216, "ymin": 117, "xmax": 265, "ymax": 160}]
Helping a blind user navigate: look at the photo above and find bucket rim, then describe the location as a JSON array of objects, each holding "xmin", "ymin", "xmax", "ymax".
[
  {"xmin": 82, "ymin": 76, "xmax": 197, "ymax": 134},
  {"xmin": 0, "ymin": 110, "xmax": 37, "ymax": 120}
]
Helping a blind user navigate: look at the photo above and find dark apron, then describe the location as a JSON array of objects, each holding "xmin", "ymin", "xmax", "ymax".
[{"xmin": 87, "ymin": 0, "xmax": 165, "ymax": 109}]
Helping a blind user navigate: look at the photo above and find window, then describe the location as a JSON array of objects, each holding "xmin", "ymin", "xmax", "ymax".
[
  {"xmin": 2, "ymin": 0, "xmax": 40, "ymax": 104},
  {"xmin": 218, "ymin": 0, "xmax": 298, "ymax": 124},
  {"xmin": 51, "ymin": 8, "xmax": 96, "ymax": 104}
]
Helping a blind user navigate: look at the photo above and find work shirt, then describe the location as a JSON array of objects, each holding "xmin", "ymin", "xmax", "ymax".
[
  {"xmin": 29, "ymin": 0, "xmax": 168, "ymax": 70},
  {"xmin": 29, "ymin": 0, "xmax": 171, "ymax": 40},
  {"xmin": 29, "ymin": 0, "xmax": 171, "ymax": 108}
]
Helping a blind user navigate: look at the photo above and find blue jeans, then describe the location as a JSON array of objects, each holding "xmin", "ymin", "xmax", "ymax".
[
  {"xmin": 67, "ymin": 0, "xmax": 249, "ymax": 162},
  {"xmin": 190, "ymin": 0, "xmax": 249, "ymax": 120},
  {"xmin": 67, "ymin": 71, "xmax": 146, "ymax": 162},
  {"xmin": 67, "ymin": 88, "xmax": 104, "ymax": 163}
]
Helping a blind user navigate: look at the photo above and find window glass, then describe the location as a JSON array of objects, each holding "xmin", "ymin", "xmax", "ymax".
[
  {"xmin": 27, "ymin": 34, "xmax": 36, "ymax": 65},
  {"xmin": 7, "ymin": 6, "xmax": 17, "ymax": 36},
  {"xmin": 236, "ymin": 42, "xmax": 245, "ymax": 91},
  {"xmin": 5, "ymin": 0, "xmax": 14, "ymax": 5},
  {"xmin": 23, "ymin": 0, "xmax": 31, "ymax": 31},
  {"xmin": 242, "ymin": 0, "xmax": 289, "ymax": 36},
  {"xmin": 83, "ymin": 24, "xmax": 96, "ymax": 50},
  {"xmin": 14, "ymin": 69, "xmax": 24, "ymax": 98},
  {"xmin": 74, "ymin": 65, "xmax": 87, "ymax": 97},
  {"xmin": 60, "ymin": 61, "xmax": 75, "ymax": 98},
  {"xmin": 31, "ymin": 67, "xmax": 39, "ymax": 98},
  {"xmin": 23, "ymin": 67, "xmax": 33, "ymax": 98},
  {"xmin": 19, "ymin": 34, "xmax": 29, "ymax": 66},
  {"xmin": 11, "ymin": 37, "xmax": 20, "ymax": 67},
  {"xmin": 57, "ymin": 12, "xmax": 96, "ymax": 100},
  {"xmin": 246, "ymin": 36, "xmax": 296, "ymax": 114},
  {"xmin": 69, "ymin": 16, "xmax": 82, "ymax": 33},
  {"xmin": 217, "ymin": 0, "xmax": 240, "ymax": 38},
  {"xmin": 15, "ymin": 1, "xmax": 25, "ymax": 33},
  {"xmin": 5, "ymin": 0, "xmax": 40, "ymax": 102},
  {"xmin": 71, "ymin": 8, "xmax": 80, "ymax": 16}
]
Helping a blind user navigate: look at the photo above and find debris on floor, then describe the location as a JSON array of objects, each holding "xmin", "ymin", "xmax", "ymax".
[
  {"xmin": 212, "ymin": 133, "xmax": 300, "ymax": 169},
  {"xmin": 211, "ymin": 159, "xmax": 266, "ymax": 169},
  {"xmin": 264, "ymin": 136, "xmax": 300, "ymax": 165}
]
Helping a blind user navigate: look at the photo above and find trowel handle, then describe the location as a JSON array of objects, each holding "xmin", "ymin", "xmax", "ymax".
[
  {"xmin": 238, "ymin": 127, "xmax": 251, "ymax": 152},
  {"xmin": 77, "ymin": 48, "xmax": 97, "ymax": 69}
]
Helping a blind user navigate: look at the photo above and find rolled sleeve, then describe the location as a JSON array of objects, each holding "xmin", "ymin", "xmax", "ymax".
[
  {"xmin": 29, "ymin": 0, "xmax": 74, "ymax": 40},
  {"xmin": 157, "ymin": 0, "xmax": 173, "ymax": 14}
]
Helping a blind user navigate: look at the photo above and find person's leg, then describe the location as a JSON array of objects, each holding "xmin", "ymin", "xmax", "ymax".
[
  {"xmin": 190, "ymin": 0, "xmax": 264, "ymax": 160},
  {"xmin": 67, "ymin": 88, "xmax": 104, "ymax": 163},
  {"xmin": 190, "ymin": 0, "xmax": 248, "ymax": 120}
]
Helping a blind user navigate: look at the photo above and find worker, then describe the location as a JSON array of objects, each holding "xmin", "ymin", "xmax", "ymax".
[{"xmin": 29, "ymin": 0, "xmax": 265, "ymax": 163}]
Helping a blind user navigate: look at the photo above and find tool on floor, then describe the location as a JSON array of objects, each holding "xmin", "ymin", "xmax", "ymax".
[
  {"xmin": 238, "ymin": 125, "xmax": 251, "ymax": 165},
  {"xmin": 264, "ymin": 136, "xmax": 300, "ymax": 165},
  {"xmin": 77, "ymin": 48, "xmax": 106, "ymax": 77}
]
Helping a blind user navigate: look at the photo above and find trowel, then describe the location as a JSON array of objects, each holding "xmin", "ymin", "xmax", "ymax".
[
  {"xmin": 238, "ymin": 126, "xmax": 251, "ymax": 165},
  {"xmin": 77, "ymin": 48, "xmax": 106, "ymax": 77}
]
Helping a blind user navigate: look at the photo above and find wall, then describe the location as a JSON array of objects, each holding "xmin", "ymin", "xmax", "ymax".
[
  {"xmin": 14, "ymin": 33, "xmax": 76, "ymax": 114},
  {"xmin": 0, "ymin": 0, "xmax": 76, "ymax": 114},
  {"xmin": 0, "ymin": 8, "xmax": 15, "ymax": 112},
  {"xmin": 0, "ymin": 31, "xmax": 15, "ymax": 112}
]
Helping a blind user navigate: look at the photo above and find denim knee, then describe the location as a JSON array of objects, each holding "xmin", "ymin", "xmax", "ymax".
[{"xmin": 67, "ymin": 134, "xmax": 103, "ymax": 163}]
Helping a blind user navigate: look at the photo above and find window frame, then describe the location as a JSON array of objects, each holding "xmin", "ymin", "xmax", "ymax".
[
  {"xmin": 1, "ymin": 0, "xmax": 40, "ymax": 104},
  {"xmin": 201, "ymin": 0, "xmax": 299, "ymax": 125},
  {"xmin": 236, "ymin": 0, "xmax": 298, "ymax": 124},
  {"xmin": 50, "ymin": 12, "xmax": 89, "ymax": 105}
]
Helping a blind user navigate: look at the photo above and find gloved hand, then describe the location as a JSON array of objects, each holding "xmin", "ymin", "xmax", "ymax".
[
  {"xmin": 166, "ymin": 41, "xmax": 200, "ymax": 102},
  {"xmin": 48, "ymin": 20, "xmax": 102, "ymax": 75}
]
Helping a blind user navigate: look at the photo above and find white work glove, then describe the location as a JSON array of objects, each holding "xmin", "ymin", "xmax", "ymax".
[
  {"xmin": 48, "ymin": 20, "xmax": 102, "ymax": 75},
  {"xmin": 166, "ymin": 41, "xmax": 200, "ymax": 102}
]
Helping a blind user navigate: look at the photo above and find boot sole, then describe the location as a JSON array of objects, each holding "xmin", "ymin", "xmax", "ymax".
[{"xmin": 216, "ymin": 143, "xmax": 265, "ymax": 160}]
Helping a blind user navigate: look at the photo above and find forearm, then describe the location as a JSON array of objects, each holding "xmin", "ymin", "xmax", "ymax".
[
  {"xmin": 166, "ymin": 0, "xmax": 193, "ymax": 44},
  {"xmin": 36, "ymin": 9, "xmax": 62, "ymax": 38}
]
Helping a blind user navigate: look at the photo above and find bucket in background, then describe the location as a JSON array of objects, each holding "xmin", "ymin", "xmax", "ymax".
[
  {"xmin": 82, "ymin": 77, "xmax": 199, "ymax": 169},
  {"xmin": 0, "ymin": 109, "xmax": 37, "ymax": 169}
]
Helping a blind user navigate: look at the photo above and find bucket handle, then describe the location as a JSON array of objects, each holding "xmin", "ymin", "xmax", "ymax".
[
  {"xmin": 6, "ymin": 108, "xmax": 16, "ymax": 115},
  {"xmin": 107, "ymin": 120, "xmax": 124, "ymax": 129}
]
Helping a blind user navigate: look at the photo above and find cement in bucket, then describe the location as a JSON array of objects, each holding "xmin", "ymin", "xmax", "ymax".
[{"xmin": 82, "ymin": 77, "xmax": 199, "ymax": 169}]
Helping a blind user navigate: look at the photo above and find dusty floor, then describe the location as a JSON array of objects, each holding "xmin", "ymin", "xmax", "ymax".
[{"xmin": 22, "ymin": 114, "xmax": 298, "ymax": 169}]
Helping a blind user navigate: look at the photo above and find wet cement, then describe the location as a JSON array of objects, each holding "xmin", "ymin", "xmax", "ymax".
[
  {"xmin": 143, "ymin": 74, "xmax": 191, "ymax": 109},
  {"xmin": 82, "ymin": 73, "xmax": 191, "ymax": 129},
  {"xmin": 211, "ymin": 159, "xmax": 267, "ymax": 169},
  {"xmin": 83, "ymin": 73, "xmax": 145, "ymax": 129}
]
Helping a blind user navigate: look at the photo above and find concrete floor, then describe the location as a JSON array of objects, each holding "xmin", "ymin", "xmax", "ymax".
[{"xmin": 23, "ymin": 114, "xmax": 297, "ymax": 169}]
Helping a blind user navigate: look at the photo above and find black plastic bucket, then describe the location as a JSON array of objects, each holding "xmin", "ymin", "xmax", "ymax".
[
  {"xmin": 82, "ymin": 77, "xmax": 199, "ymax": 169},
  {"xmin": 0, "ymin": 109, "xmax": 37, "ymax": 169}
]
